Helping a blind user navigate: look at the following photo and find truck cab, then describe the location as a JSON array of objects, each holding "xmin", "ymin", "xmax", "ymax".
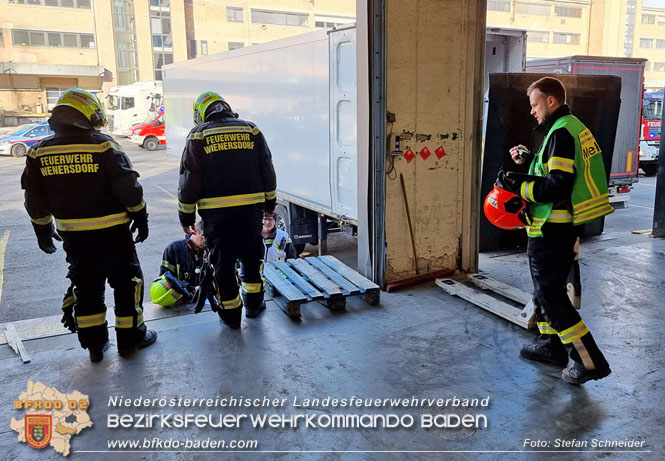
[
  {"xmin": 129, "ymin": 108, "xmax": 165, "ymax": 151},
  {"xmin": 105, "ymin": 81, "xmax": 162, "ymax": 137},
  {"xmin": 639, "ymin": 91, "xmax": 663, "ymax": 176}
]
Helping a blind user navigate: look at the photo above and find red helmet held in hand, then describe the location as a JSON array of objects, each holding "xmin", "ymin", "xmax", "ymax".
[{"xmin": 484, "ymin": 172, "xmax": 530, "ymax": 230}]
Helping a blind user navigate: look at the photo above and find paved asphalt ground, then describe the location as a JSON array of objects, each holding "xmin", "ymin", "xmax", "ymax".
[{"xmin": 0, "ymin": 136, "xmax": 660, "ymax": 323}]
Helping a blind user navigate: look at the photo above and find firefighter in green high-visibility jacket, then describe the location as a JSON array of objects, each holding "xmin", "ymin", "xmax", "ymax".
[{"xmin": 507, "ymin": 77, "xmax": 613, "ymax": 385}]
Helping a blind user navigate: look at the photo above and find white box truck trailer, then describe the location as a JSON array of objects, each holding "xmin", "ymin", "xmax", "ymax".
[
  {"xmin": 163, "ymin": 26, "xmax": 356, "ymax": 252},
  {"xmin": 163, "ymin": 26, "xmax": 525, "ymax": 252}
]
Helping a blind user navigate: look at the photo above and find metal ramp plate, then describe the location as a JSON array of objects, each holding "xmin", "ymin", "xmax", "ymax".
[
  {"xmin": 435, "ymin": 278, "xmax": 533, "ymax": 329},
  {"xmin": 265, "ymin": 257, "xmax": 381, "ymax": 319}
]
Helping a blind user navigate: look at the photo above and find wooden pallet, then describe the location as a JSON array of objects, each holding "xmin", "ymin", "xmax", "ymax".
[{"xmin": 264, "ymin": 256, "xmax": 380, "ymax": 319}]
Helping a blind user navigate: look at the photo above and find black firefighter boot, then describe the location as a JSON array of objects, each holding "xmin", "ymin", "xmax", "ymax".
[
  {"xmin": 520, "ymin": 334, "xmax": 569, "ymax": 367},
  {"xmin": 561, "ymin": 333, "xmax": 611, "ymax": 385}
]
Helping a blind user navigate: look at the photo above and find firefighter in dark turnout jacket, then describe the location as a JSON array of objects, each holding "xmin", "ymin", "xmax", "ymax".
[
  {"xmin": 178, "ymin": 91, "xmax": 277, "ymax": 328},
  {"xmin": 21, "ymin": 88, "xmax": 157, "ymax": 362},
  {"xmin": 508, "ymin": 77, "xmax": 612, "ymax": 385}
]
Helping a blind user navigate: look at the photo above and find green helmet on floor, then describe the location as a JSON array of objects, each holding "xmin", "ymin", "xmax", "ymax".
[
  {"xmin": 150, "ymin": 274, "xmax": 184, "ymax": 307},
  {"xmin": 193, "ymin": 90, "xmax": 230, "ymax": 125},
  {"xmin": 54, "ymin": 88, "xmax": 107, "ymax": 129}
]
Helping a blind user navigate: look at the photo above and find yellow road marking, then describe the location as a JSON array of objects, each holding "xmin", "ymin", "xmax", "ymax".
[
  {"xmin": 156, "ymin": 185, "xmax": 178, "ymax": 202},
  {"xmin": 0, "ymin": 229, "xmax": 10, "ymax": 305},
  {"xmin": 628, "ymin": 203, "xmax": 654, "ymax": 210}
]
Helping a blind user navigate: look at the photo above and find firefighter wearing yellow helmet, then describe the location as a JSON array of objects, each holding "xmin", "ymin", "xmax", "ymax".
[
  {"xmin": 179, "ymin": 90, "xmax": 277, "ymax": 328},
  {"xmin": 21, "ymin": 87, "xmax": 157, "ymax": 363}
]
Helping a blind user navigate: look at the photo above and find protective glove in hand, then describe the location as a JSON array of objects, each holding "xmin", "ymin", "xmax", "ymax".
[
  {"xmin": 129, "ymin": 208, "xmax": 149, "ymax": 243},
  {"xmin": 61, "ymin": 309, "xmax": 77, "ymax": 333},
  {"xmin": 496, "ymin": 169, "xmax": 519, "ymax": 194},
  {"xmin": 33, "ymin": 222, "xmax": 62, "ymax": 254}
]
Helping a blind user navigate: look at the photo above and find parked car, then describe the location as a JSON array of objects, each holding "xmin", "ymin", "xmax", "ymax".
[
  {"xmin": 129, "ymin": 109, "xmax": 165, "ymax": 151},
  {"xmin": 0, "ymin": 122, "xmax": 54, "ymax": 157}
]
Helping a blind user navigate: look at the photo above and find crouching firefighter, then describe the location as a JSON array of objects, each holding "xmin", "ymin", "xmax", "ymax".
[
  {"xmin": 21, "ymin": 88, "xmax": 157, "ymax": 362},
  {"xmin": 178, "ymin": 91, "xmax": 277, "ymax": 328}
]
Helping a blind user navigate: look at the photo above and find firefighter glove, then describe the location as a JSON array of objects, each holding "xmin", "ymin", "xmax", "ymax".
[
  {"xmin": 33, "ymin": 222, "xmax": 62, "ymax": 254},
  {"xmin": 61, "ymin": 308, "xmax": 77, "ymax": 333},
  {"xmin": 129, "ymin": 208, "xmax": 149, "ymax": 243}
]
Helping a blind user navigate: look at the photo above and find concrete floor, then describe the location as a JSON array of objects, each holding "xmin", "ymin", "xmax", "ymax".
[{"xmin": 1, "ymin": 227, "xmax": 664, "ymax": 460}]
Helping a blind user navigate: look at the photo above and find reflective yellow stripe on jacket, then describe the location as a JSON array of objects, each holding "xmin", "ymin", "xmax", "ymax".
[
  {"xmin": 55, "ymin": 212, "xmax": 130, "ymax": 232},
  {"xmin": 28, "ymin": 141, "xmax": 123, "ymax": 158},
  {"xmin": 547, "ymin": 209, "xmax": 573, "ymax": 224},
  {"xmin": 187, "ymin": 125, "xmax": 261, "ymax": 141},
  {"xmin": 31, "ymin": 214, "xmax": 53, "ymax": 226},
  {"xmin": 198, "ymin": 192, "xmax": 265, "ymax": 210}
]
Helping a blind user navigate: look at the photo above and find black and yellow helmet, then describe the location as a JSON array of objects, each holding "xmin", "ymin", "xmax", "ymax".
[
  {"xmin": 54, "ymin": 88, "xmax": 107, "ymax": 129},
  {"xmin": 193, "ymin": 90, "xmax": 230, "ymax": 125}
]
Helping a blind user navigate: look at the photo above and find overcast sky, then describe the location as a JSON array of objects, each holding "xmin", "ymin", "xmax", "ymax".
[{"xmin": 643, "ymin": 0, "xmax": 665, "ymax": 10}]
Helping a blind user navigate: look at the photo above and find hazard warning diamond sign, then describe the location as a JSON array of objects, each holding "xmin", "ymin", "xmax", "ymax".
[
  {"xmin": 403, "ymin": 148, "xmax": 416, "ymax": 163},
  {"xmin": 435, "ymin": 146, "xmax": 447, "ymax": 159},
  {"xmin": 419, "ymin": 146, "xmax": 431, "ymax": 160}
]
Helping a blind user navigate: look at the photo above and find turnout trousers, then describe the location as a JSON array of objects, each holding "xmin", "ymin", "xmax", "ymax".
[
  {"xmin": 527, "ymin": 223, "xmax": 609, "ymax": 371},
  {"xmin": 202, "ymin": 205, "xmax": 265, "ymax": 325},
  {"xmin": 62, "ymin": 225, "xmax": 147, "ymax": 351}
]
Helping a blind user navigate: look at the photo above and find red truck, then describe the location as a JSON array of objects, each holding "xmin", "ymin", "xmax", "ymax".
[
  {"xmin": 639, "ymin": 90, "xmax": 663, "ymax": 176},
  {"xmin": 129, "ymin": 107, "xmax": 165, "ymax": 151}
]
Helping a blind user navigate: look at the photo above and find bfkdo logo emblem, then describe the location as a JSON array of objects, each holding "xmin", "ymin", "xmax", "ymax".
[{"xmin": 25, "ymin": 415, "xmax": 52, "ymax": 449}]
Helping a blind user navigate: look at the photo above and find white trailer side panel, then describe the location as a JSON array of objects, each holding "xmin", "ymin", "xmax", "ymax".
[{"xmin": 163, "ymin": 30, "xmax": 334, "ymax": 216}]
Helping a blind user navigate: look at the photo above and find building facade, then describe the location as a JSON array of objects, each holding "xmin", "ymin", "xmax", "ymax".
[
  {"xmin": 1, "ymin": 0, "xmax": 661, "ymax": 118},
  {"xmin": 0, "ymin": 0, "xmax": 354, "ymax": 118},
  {"xmin": 486, "ymin": 0, "xmax": 665, "ymax": 89}
]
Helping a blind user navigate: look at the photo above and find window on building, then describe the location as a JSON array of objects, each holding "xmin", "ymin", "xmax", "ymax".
[
  {"xmin": 644, "ymin": 62, "xmax": 651, "ymax": 71},
  {"xmin": 314, "ymin": 15, "xmax": 355, "ymax": 28},
  {"xmin": 552, "ymin": 32, "xmax": 580, "ymax": 45},
  {"xmin": 189, "ymin": 39, "xmax": 197, "ymax": 58},
  {"xmin": 12, "ymin": 30, "xmax": 29, "ymax": 46},
  {"xmin": 654, "ymin": 62, "xmax": 665, "ymax": 72},
  {"xmin": 642, "ymin": 14, "xmax": 656, "ymax": 24},
  {"xmin": 0, "ymin": 31, "xmax": 4, "ymax": 46},
  {"xmin": 515, "ymin": 2, "xmax": 550, "ymax": 16},
  {"xmin": 527, "ymin": 30, "xmax": 549, "ymax": 43},
  {"xmin": 656, "ymin": 39, "xmax": 665, "ymax": 49},
  {"xmin": 227, "ymin": 7, "xmax": 243, "ymax": 22},
  {"xmin": 47, "ymin": 32, "xmax": 62, "ymax": 47},
  {"xmin": 228, "ymin": 41, "xmax": 244, "ymax": 50},
  {"xmin": 640, "ymin": 38, "xmax": 654, "ymax": 48},
  {"xmin": 46, "ymin": 87, "xmax": 67, "ymax": 110},
  {"xmin": 150, "ymin": 0, "xmax": 173, "ymax": 80},
  {"xmin": 251, "ymin": 9, "xmax": 308, "ymax": 27},
  {"xmin": 63, "ymin": 33, "xmax": 78, "ymax": 47},
  {"xmin": 112, "ymin": 0, "xmax": 139, "ymax": 85},
  {"xmin": 201, "ymin": 40, "xmax": 208, "ymax": 55},
  {"xmin": 80, "ymin": 33, "xmax": 94, "ymax": 48},
  {"xmin": 658, "ymin": 16, "xmax": 665, "ymax": 25},
  {"xmin": 29, "ymin": 31, "xmax": 45, "ymax": 46},
  {"xmin": 555, "ymin": 6, "xmax": 582, "ymax": 18},
  {"xmin": 488, "ymin": 0, "xmax": 510, "ymax": 12},
  {"xmin": 10, "ymin": 0, "xmax": 90, "ymax": 7},
  {"xmin": 12, "ymin": 29, "xmax": 95, "ymax": 48}
]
